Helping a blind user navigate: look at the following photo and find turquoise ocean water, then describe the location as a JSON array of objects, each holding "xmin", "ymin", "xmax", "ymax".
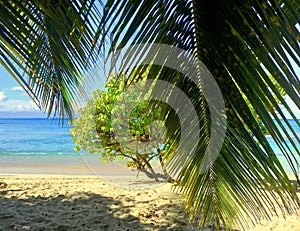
[
  {"xmin": 0, "ymin": 118, "xmax": 75, "ymax": 156},
  {"xmin": 0, "ymin": 118, "xmax": 299, "ymax": 175},
  {"xmin": 0, "ymin": 118, "xmax": 87, "ymax": 174}
]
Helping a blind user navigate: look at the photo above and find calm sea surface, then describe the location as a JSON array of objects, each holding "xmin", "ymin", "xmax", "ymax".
[
  {"xmin": 0, "ymin": 118, "xmax": 75, "ymax": 156},
  {"xmin": 0, "ymin": 118, "xmax": 299, "ymax": 174}
]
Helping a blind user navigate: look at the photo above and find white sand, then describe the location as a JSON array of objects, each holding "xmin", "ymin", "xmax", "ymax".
[
  {"xmin": 0, "ymin": 174, "xmax": 193, "ymax": 231},
  {"xmin": 0, "ymin": 174, "xmax": 299, "ymax": 231}
]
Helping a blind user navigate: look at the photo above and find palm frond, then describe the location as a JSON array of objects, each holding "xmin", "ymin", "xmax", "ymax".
[
  {"xmin": 0, "ymin": 0, "xmax": 104, "ymax": 119},
  {"xmin": 93, "ymin": 0, "xmax": 300, "ymax": 229},
  {"xmin": 1, "ymin": 0, "xmax": 299, "ymax": 229}
]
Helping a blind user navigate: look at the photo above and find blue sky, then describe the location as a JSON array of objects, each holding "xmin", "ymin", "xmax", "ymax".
[{"xmin": 0, "ymin": 65, "xmax": 46, "ymax": 118}]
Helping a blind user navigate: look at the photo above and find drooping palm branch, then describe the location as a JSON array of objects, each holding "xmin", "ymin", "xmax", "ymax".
[
  {"xmin": 94, "ymin": 0, "xmax": 300, "ymax": 229},
  {"xmin": 0, "ymin": 0, "xmax": 299, "ymax": 230},
  {"xmin": 0, "ymin": 0, "xmax": 104, "ymax": 118}
]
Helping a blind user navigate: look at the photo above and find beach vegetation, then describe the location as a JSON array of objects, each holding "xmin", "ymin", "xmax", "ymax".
[
  {"xmin": 70, "ymin": 75, "xmax": 172, "ymax": 182},
  {"xmin": 1, "ymin": 1, "xmax": 299, "ymax": 230}
]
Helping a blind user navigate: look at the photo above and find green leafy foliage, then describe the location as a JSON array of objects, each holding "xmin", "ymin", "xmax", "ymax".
[
  {"xmin": 70, "ymin": 74, "xmax": 171, "ymax": 181},
  {"xmin": 0, "ymin": 1, "xmax": 102, "ymax": 119},
  {"xmin": 95, "ymin": 0, "xmax": 300, "ymax": 229},
  {"xmin": 1, "ymin": 0, "xmax": 300, "ymax": 230}
]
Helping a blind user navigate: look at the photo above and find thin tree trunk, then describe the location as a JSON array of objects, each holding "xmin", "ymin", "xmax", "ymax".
[
  {"xmin": 156, "ymin": 143, "xmax": 174, "ymax": 182},
  {"xmin": 135, "ymin": 152, "xmax": 159, "ymax": 182}
]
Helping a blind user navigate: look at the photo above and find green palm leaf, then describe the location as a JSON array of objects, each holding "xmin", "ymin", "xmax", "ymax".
[
  {"xmin": 0, "ymin": 0, "xmax": 299, "ymax": 229},
  {"xmin": 0, "ymin": 0, "xmax": 103, "ymax": 118},
  {"xmin": 93, "ymin": 0, "xmax": 300, "ymax": 229}
]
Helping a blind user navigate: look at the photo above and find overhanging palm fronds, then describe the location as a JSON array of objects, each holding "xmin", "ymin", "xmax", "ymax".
[
  {"xmin": 93, "ymin": 0, "xmax": 300, "ymax": 229},
  {"xmin": 0, "ymin": 0, "xmax": 299, "ymax": 229},
  {"xmin": 0, "ymin": 0, "xmax": 104, "ymax": 118}
]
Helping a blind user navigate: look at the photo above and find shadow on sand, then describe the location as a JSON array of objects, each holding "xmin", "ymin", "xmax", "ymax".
[{"xmin": 0, "ymin": 189, "xmax": 191, "ymax": 231}]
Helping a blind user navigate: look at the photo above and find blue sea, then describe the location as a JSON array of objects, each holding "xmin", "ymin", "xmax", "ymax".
[
  {"xmin": 0, "ymin": 118, "xmax": 90, "ymax": 174},
  {"xmin": 0, "ymin": 118, "xmax": 75, "ymax": 156},
  {"xmin": 0, "ymin": 118, "xmax": 299, "ymax": 175}
]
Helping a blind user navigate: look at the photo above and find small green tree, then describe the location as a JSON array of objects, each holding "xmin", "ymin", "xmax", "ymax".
[{"xmin": 70, "ymin": 75, "xmax": 171, "ymax": 181}]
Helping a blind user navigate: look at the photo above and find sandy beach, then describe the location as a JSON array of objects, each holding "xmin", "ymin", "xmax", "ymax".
[
  {"xmin": 0, "ymin": 173, "xmax": 299, "ymax": 231},
  {"xmin": 0, "ymin": 174, "xmax": 193, "ymax": 231}
]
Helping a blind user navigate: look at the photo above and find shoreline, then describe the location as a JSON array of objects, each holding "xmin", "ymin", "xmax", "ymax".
[
  {"xmin": 0, "ymin": 154, "xmax": 169, "ymax": 188},
  {"xmin": 1, "ymin": 152, "xmax": 300, "ymax": 230}
]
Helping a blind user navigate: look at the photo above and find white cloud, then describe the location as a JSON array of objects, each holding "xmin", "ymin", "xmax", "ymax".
[
  {"xmin": 0, "ymin": 99, "xmax": 40, "ymax": 112},
  {"xmin": 11, "ymin": 86, "xmax": 24, "ymax": 91},
  {"xmin": 0, "ymin": 91, "xmax": 8, "ymax": 102}
]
